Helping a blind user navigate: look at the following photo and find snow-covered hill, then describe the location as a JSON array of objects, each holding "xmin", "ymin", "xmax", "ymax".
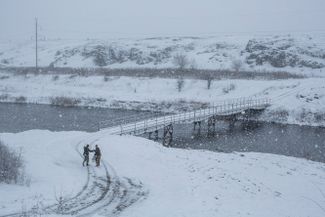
[
  {"xmin": 1, "ymin": 130, "xmax": 324, "ymax": 217},
  {"xmin": 1, "ymin": 33, "xmax": 325, "ymax": 74}
]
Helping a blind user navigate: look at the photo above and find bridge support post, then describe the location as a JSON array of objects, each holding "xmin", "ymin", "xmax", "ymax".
[
  {"xmin": 193, "ymin": 121, "xmax": 201, "ymax": 137},
  {"xmin": 228, "ymin": 115, "xmax": 237, "ymax": 131},
  {"xmin": 148, "ymin": 132, "xmax": 152, "ymax": 140},
  {"xmin": 163, "ymin": 124, "xmax": 173, "ymax": 147},
  {"xmin": 207, "ymin": 117, "xmax": 216, "ymax": 137},
  {"xmin": 229, "ymin": 120, "xmax": 235, "ymax": 131},
  {"xmin": 154, "ymin": 130, "xmax": 159, "ymax": 141}
]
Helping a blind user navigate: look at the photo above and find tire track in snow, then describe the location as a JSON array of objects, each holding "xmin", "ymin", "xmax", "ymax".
[
  {"xmin": 47, "ymin": 132, "xmax": 148, "ymax": 216},
  {"xmin": 0, "ymin": 132, "xmax": 148, "ymax": 217}
]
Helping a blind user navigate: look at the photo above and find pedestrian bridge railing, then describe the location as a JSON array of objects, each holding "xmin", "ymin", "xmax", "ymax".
[{"xmin": 103, "ymin": 97, "xmax": 271, "ymax": 136}]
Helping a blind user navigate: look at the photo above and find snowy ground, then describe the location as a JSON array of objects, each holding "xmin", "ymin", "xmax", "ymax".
[
  {"xmin": 0, "ymin": 72, "xmax": 325, "ymax": 126},
  {"xmin": 0, "ymin": 130, "xmax": 325, "ymax": 217}
]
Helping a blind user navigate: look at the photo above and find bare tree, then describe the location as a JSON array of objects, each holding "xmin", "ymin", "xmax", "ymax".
[
  {"xmin": 231, "ymin": 59, "xmax": 243, "ymax": 72},
  {"xmin": 204, "ymin": 73, "xmax": 214, "ymax": 90},
  {"xmin": 172, "ymin": 53, "xmax": 189, "ymax": 70}
]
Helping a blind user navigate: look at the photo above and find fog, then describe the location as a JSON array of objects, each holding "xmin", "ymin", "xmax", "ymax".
[{"xmin": 1, "ymin": 0, "xmax": 325, "ymax": 40}]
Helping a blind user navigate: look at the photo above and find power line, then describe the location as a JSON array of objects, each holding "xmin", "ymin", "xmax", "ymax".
[{"xmin": 35, "ymin": 18, "xmax": 38, "ymax": 72}]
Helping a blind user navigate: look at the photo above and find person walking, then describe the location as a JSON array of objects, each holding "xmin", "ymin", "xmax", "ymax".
[
  {"xmin": 82, "ymin": 144, "xmax": 93, "ymax": 166},
  {"xmin": 94, "ymin": 144, "xmax": 101, "ymax": 167}
]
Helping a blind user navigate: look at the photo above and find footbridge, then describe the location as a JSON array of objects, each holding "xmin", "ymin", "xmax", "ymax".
[{"xmin": 102, "ymin": 97, "xmax": 271, "ymax": 146}]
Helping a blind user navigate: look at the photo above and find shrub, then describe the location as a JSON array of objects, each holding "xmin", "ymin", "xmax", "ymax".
[
  {"xmin": 315, "ymin": 112, "xmax": 325, "ymax": 123},
  {"xmin": 0, "ymin": 140, "xmax": 25, "ymax": 184},
  {"xmin": 300, "ymin": 108, "xmax": 313, "ymax": 123},
  {"xmin": 269, "ymin": 109, "xmax": 289, "ymax": 122},
  {"xmin": 15, "ymin": 96, "xmax": 26, "ymax": 103},
  {"xmin": 172, "ymin": 53, "xmax": 189, "ymax": 70},
  {"xmin": 231, "ymin": 59, "xmax": 243, "ymax": 72},
  {"xmin": 189, "ymin": 58, "xmax": 197, "ymax": 70},
  {"xmin": 2, "ymin": 67, "xmax": 305, "ymax": 80},
  {"xmin": 222, "ymin": 83, "xmax": 236, "ymax": 94},
  {"xmin": 52, "ymin": 75, "xmax": 60, "ymax": 81},
  {"xmin": 69, "ymin": 74, "xmax": 78, "ymax": 79},
  {"xmin": 0, "ymin": 94, "xmax": 9, "ymax": 100},
  {"xmin": 1, "ymin": 59, "xmax": 9, "ymax": 64},
  {"xmin": 50, "ymin": 96, "xmax": 81, "ymax": 107},
  {"xmin": 0, "ymin": 75, "xmax": 9, "ymax": 80},
  {"xmin": 177, "ymin": 78, "xmax": 185, "ymax": 92}
]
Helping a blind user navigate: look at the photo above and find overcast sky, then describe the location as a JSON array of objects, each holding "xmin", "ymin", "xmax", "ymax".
[{"xmin": 1, "ymin": 0, "xmax": 325, "ymax": 40}]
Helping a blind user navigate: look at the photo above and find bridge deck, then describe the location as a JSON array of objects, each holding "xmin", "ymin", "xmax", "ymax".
[{"xmin": 102, "ymin": 97, "xmax": 271, "ymax": 136}]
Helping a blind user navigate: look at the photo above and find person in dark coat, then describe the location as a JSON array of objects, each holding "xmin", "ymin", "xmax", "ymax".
[
  {"xmin": 82, "ymin": 144, "xmax": 93, "ymax": 166},
  {"xmin": 94, "ymin": 144, "xmax": 101, "ymax": 167}
]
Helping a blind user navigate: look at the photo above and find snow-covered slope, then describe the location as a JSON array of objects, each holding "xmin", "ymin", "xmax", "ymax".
[
  {"xmin": 0, "ymin": 72, "xmax": 325, "ymax": 126},
  {"xmin": 1, "ymin": 130, "xmax": 324, "ymax": 217},
  {"xmin": 1, "ymin": 33, "xmax": 325, "ymax": 74}
]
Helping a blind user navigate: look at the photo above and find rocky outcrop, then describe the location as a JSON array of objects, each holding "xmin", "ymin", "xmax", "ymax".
[
  {"xmin": 74, "ymin": 44, "xmax": 177, "ymax": 67},
  {"xmin": 245, "ymin": 38, "xmax": 325, "ymax": 69}
]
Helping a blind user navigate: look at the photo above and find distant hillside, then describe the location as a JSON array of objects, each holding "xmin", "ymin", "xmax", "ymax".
[{"xmin": 1, "ymin": 34, "xmax": 325, "ymax": 74}]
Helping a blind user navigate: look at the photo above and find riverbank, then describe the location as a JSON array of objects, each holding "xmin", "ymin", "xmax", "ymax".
[
  {"xmin": 0, "ymin": 71, "xmax": 324, "ymax": 126},
  {"xmin": 1, "ymin": 130, "xmax": 325, "ymax": 217}
]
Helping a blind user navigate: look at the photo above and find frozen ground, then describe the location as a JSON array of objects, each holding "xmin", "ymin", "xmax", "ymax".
[
  {"xmin": 0, "ymin": 130, "xmax": 324, "ymax": 217},
  {"xmin": 1, "ymin": 33, "xmax": 325, "ymax": 75},
  {"xmin": 0, "ymin": 72, "xmax": 325, "ymax": 126}
]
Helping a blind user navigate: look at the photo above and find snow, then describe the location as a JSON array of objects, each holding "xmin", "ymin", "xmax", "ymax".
[
  {"xmin": 0, "ymin": 71, "xmax": 325, "ymax": 126},
  {"xmin": 1, "ymin": 33, "xmax": 325, "ymax": 74},
  {"xmin": 0, "ymin": 130, "xmax": 325, "ymax": 216},
  {"xmin": 0, "ymin": 130, "xmax": 87, "ymax": 215}
]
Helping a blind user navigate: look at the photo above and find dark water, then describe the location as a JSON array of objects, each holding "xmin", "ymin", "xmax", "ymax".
[
  {"xmin": 162, "ymin": 121, "xmax": 325, "ymax": 163},
  {"xmin": 0, "ymin": 103, "xmax": 159, "ymax": 133},
  {"xmin": 1, "ymin": 103, "xmax": 325, "ymax": 163}
]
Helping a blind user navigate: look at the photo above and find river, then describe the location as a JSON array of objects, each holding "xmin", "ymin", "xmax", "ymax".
[{"xmin": 1, "ymin": 103, "xmax": 324, "ymax": 163}]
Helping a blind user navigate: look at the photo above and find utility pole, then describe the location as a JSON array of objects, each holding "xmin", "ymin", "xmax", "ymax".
[{"xmin": 35, "ymin": 18, "xmax": 38, "ymax": 72}]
